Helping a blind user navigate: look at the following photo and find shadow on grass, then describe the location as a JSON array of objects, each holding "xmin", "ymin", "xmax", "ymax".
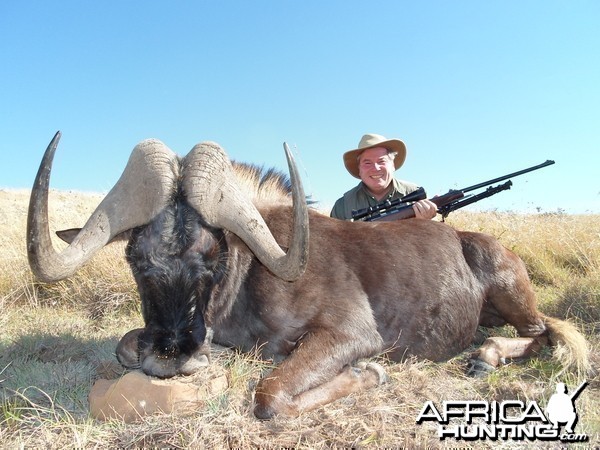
[{"xmin": 0, "ymin": 332, "xmax": 125, "ymax": 419}]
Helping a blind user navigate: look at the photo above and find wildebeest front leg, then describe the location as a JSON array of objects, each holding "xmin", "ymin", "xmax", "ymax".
[
  {"xmin": 253, "ymin": 331, "xmax": 386, "ymax": 419},
  {"xmin": 254, "ymin": 361, "xmax": 387, "ymax": 419},
  {"xmin": 468, "ymin": 335, "xmax": 548, "ymax": 377}
]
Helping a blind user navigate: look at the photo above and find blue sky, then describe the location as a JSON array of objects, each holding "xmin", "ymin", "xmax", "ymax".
[{"xmin": 1, "ymin": 1, "xmax": 598, "ymax": 214}]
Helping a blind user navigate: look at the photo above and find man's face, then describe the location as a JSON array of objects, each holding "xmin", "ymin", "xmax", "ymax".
[{"xmin": 358, "ymin": 147, "xmax": 395, "ymax": 197}]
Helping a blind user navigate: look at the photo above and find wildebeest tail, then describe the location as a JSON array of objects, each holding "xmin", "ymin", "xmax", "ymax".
[{"xmin": 543, "ymin": 315, "xmax": 589, "ymax": 377}]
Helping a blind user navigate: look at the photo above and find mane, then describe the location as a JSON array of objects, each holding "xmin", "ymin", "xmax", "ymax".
[{"xmin": 231, "ymin": 161, "xmax": 292, "ymax": 205}]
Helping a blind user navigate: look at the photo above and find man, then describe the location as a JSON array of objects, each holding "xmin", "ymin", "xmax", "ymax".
[{"xmin": 330, "ymin": 133, "xmax": 438, "ymax": 220}]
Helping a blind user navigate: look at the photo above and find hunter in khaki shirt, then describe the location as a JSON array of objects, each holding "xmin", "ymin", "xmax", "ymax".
[
  {"xmin": 330, "ymin": 178, "xmax": 421, "ymax": 221},
  {"xmin": 330, "ymin": 133, "xmax": 437, "ymax": 221}
]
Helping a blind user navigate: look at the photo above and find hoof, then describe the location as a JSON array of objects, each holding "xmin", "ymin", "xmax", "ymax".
[
  {"xmin": 116, "ymin": 328, "xmax": 144, "ymax": 369},
  {"xmin": 356, "ymin": 361, "xmax": 389, "ymax": 384},
  {"xmin": 467, "ymin": 359, "xmax": 496, "ymax": 378},
  {"xmin": 253, "ymin": 402, "xmax": 277, "ymax": 420}
]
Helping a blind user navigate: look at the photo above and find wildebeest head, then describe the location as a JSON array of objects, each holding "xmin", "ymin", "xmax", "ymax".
[{"xmin": 27, "ymin": 132, "xmax": 309, "ymax": 378}]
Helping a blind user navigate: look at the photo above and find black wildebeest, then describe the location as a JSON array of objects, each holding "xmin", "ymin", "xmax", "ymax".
[{"xmin": 27, "ymin": 132, "xmax": 588, "ymax": 419}]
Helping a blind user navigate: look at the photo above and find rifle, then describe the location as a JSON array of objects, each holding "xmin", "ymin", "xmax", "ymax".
[
  {"xmin": 569, "ymin": 381, "xmax": 589, "ymax": 402},
  {"xmin": 351, "ymin": 160, "xmax": 555, "ymax": 222}
]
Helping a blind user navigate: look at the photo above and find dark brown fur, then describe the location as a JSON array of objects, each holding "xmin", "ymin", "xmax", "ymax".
[
  {"xmin": 116, "ymin": 164, "xmax": 587, "ymax": 418},
  {"xmin": 37, "ymin": 138, "xmax": 586, "ymax": 419},
  {"xmin": 175, "ymin": 205, "xmax": 584, "ymax": 418}
]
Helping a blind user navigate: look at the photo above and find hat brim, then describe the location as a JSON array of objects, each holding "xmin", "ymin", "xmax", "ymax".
[{"xmin": 343, "ymin": 139, "xmax": 407, "ymax": 179}]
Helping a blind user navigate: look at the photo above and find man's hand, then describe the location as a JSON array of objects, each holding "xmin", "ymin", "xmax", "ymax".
[{"xmin": 412, "ymin": 199, "xmax": 438, "ymax": 220}]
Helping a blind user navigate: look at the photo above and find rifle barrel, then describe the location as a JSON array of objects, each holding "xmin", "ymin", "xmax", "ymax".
[
  {"xmin": 461, "ymin": 160, "xmax": 555, "ymax": 194},
  {"xmin": 569, "ymin": 381, "xmax": 589, "ymax": 401}
]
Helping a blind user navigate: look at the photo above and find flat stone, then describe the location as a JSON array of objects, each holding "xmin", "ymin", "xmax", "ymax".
[{"xmin": 89, "ymin": 369, "xmax": 228, "ymax": 423}]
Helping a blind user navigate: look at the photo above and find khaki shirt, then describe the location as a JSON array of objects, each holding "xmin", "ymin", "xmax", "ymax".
[{"xmin": 330, "ymin": 178, "xmax": 420, "ymax": 221}]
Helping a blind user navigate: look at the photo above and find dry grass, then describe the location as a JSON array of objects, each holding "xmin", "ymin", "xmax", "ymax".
[
  {"xmin": 445, "ymin": 211, "xmax": 600, "ymax": 333},
  {"xmin": 1, "ymin": 189, "xmax": 599, "ymax": 448}
]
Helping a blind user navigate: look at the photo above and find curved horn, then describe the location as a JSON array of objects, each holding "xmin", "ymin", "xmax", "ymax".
[
  {"xmin": 27, "ymin": 132, "xmax": 179, "ymax": 282},
  {"xmin": 182, "ymin": 142, "xmax": 309, "ymax": 281}
]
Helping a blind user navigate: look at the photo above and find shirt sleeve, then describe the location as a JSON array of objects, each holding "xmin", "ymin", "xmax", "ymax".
[{"xmin": 330, "ymin": 197, "xmax": 347, "ymax": 220}]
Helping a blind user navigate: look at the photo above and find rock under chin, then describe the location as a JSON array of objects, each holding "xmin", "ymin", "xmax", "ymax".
[{"xmin": 89, "ymin": 368, "xmax": 228, "ymax": 423}]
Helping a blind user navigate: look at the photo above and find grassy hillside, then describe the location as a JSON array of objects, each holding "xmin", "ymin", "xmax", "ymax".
[{"xmin": 0, "ymin": 189, "xmax": 598, "ymax": 448}]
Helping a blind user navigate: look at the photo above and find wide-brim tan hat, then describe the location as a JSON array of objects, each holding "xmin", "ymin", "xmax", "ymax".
[{"xmin": 343, "ymin": 133, "xmax": 407, "ymax": 178}]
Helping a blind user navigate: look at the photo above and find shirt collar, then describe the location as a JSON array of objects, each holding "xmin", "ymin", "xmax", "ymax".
[{"xmin": 358, "ymin": 179, "xmax": 401, "ymax": 201}]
